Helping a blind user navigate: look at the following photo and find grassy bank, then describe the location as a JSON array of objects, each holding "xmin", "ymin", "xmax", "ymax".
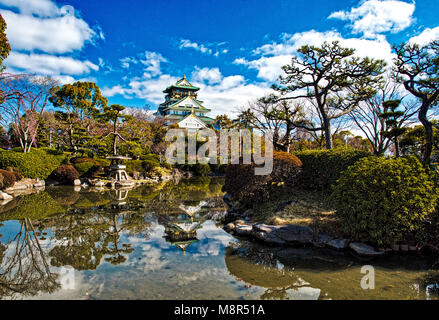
[{"xmin": 250, "ymin": 186, "xmax": 344, "ymax": 238}]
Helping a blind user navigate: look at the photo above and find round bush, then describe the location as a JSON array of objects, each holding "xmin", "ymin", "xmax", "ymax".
[
  {"xmin": 0, "ymin": 149, "xmax": 66, "ymax": 179},
  {"xmin": 142, "ymin": 159, "xmax": 160, "ymax": 172},
  {"xmin": 6, "ymin": 167, "xmax": 23, "ymax": 181},
  {"xmin": 0, "ymin": 169, "xmax": 16, "ymax": 190},
  {"xmin": 223, "ymin": 151, "xmax": 302, "ymax": 204},
  {"xmin": 74, "ymin": 162, "xmax": 96, "ymax": 176},
  {"xmin": 40, "ymin": 147, "xmax": 64, "ymax": 156},
  {"xmin": 140, "ymin": 154, "xmax": 160, "ymax": 162},
  {"xmin": 293, "ymin": 149, "xmax": 371, "ymax": 190},
  {"xmin": 330, "ymin": 156, "xmax": 439, "ymax": 246},
  {"xmin": 50, "ymin": 165, "xmax": 80, "ymax": 185}
]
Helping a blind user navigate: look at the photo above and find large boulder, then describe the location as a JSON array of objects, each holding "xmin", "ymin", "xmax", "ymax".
[
  {"xmin": 349, "ymin": 242, "xmax": 384, "ymax": 257},
  {"xmin": 88, "ymin": 179, "xmax": 105, "ymax": 187},
  {"xmin": 0, "ymin": 191, "xmax": 13, "ymax": 201},
  {"xmin": 234, "ymin": 224, "xmax": 253, "ymax": 237},
  {"xmin": 326, "ymin": 238, "xmax": 349, "ymax": 250},
  {"xmin": 33, "ymin": 179, "xmax": 45, "ymax": 188},
  {"xmin": 251, "ymin": 223, "xmax": 314, "ymax": 246}
]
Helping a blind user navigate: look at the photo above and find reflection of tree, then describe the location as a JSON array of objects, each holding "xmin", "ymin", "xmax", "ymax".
[
  {"xmin": 225, "ymin": 243, "xmax": 438, "ymax": 300},
  {"xmin": 48, "ymin": 211, "xmax": 151, "ymax": 270},
  {"xmin": 103, "ymin": 214, "xmax": 134, "ymax": 265},
  {"xmin": 225, "ymin": 245, "xmax": 302, "ymax": 300},
  {"xmin": 49, "ymin": 213, "xmax": 110, "ymax": 270},
  {"xmin": 0, "ymin": 177, "xmax": 226, "ymax": 296},
  {"xmin": 0, "ymin": 218, "xmax": 60, "ymax": 299}
]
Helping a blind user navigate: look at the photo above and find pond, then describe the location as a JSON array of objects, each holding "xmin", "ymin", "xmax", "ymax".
[{"xmin": 0, "ymin": 177, "xmax": 438, "ymax": 300}]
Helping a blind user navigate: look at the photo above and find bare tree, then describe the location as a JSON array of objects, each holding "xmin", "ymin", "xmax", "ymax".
[
  {"xmin": 350, "ymin": 77, "xmax": 418, "ymax": 155},
  {"xmin": 238, "ymin": 94, "xmax": 307, "ymax": 151},
  {"xmin": 0, "ymin": 218, "xmax": 60, "ymax": 299},
  {"xmin": 274, "ymin": 41, "xmax": 386, "ymax": 149},
  {"xmin": 0, "ymin": 74, "xmax": 59, "ymax": 152}
]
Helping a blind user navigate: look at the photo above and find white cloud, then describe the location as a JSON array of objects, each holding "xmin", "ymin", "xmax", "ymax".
[
  {"xmin": 191, "ymin": 67, "xmax": 222, "ymax": 85},
  {"xmin": 106, "ymin": 74, "xmax": 179, "ymax": 103},
  {"xmin": 0, "ymin": 0, "xmax": 60, "ymax": 17},
  {"xmin": 253, "ymin": 30, "xmax": 341, "ymax": 56},
  {"xmin": 120, "ymin": 57, "xmax": 138, "ymax": 69},
  {"xmin": 1, "ymin": 9, "xmax": 95, "ymax": 54},
  {"xmin": 329, "ymin": 0, "xmax": 415, "ymax": 38},
  {"xmin": 180, "ymin": 39, "xmax": 212, "ymax": 54},
  {"xmin": 179, "ymin": 39, "xmax": 228, "ymax": 57},
  {"xmin": 234, "ymin": 55, "xmax": 292, "ymax": 82},
  {"xmin": 52, "ymin": 74, "xmax": 75, "ymax": 84},
  {"xmin": 0, "ymin": 0, "xmax": 100, "ymax": 84},
  {"xmin": 5, "ymin": 52, "xmax": 98, "ymax": 76},
  {"xmin": 140, "ymin": 51, "xmax": 167, "ymax": 78},
  {"xmin": 198, "ymin": 78, "xmax": 272, "ymax": 116},
  {"xmin": 102, "ymin": 85, "xmax": 128, "ymax": 97},
  {"xmin": 236, "ymin": 30, "xmax": 394, "ymax": 82},
  {"xmin": 118, "ymin": 51, "xmax": 167, "ymax": 78},
  {"xmin": 409, "ymin": 26, "xmax": 439, "ymax": 46}
]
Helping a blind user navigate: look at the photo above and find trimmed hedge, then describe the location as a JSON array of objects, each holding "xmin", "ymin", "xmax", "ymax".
[
  {"xmin": 50, "ymin": 165, "xmax": 80, "ymax": 185},
  {"xmin": 223, "ymin": 151, "xmax": 302, "ymax": 204},
  {"xmin": 330, "ymin": 156, "xmax": 439, "ymax": 246},
  {"xmin": 126, "ymin": 156, "xmax": 161, "ymax": 175},
  {"xmin": 0, "ymin": 149, "xmax": 66, "ymax": 179},
  {"xmin": 71, "ymin": 157, "xmax": 97, "ymax": 165},
  {"xmin": 74, "ymin": 162, "xmax": 96, "ymax": 176},
  {"xmin": 0, "ymin": 169, "xmax": 16, "ymax": 190},
  {"xmin": 6, "ymin": 167, "xmax": 23, "ymax": 181},
  {"xmin": 293, "ymin": 149, "xmax": 371, "ymax": 190},
  {"xmin": 70, "ymin": 157, "xmax": 109, "ymax": 177}
]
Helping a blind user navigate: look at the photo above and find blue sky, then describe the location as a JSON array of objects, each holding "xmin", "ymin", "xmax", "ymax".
[{"xmin": 1, "ymin": 0, "xmax": 438, "ymax": 117}]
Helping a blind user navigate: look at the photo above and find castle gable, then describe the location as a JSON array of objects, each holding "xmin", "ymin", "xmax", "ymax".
[
  {"xmin": 177, "ymin": 114, "xmax": 207, "ymax": 129},
  {"xmin": 170, "ymin": 96, "xmax": 204, "ymax": 110}
]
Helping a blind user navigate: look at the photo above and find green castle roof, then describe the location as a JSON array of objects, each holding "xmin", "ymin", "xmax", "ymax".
[
  {"xmin": 159, "ymin": 96, "xmax": 211, "ymax": 112},
  {"xmin": 166, "ymin": 114, "xmax": 215, "ymax": 124},
  {"xmin": 163, "ymin": 76, "xmax": 200, "ymax": 93}
]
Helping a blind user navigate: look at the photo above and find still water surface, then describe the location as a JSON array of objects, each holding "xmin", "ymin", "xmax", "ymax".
[{"xmin": 0, "ymin": 177, "xmax": 438, "ymax": 300}]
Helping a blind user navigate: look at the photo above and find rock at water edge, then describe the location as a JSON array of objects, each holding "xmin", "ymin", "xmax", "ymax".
[{"xmin": 349, "ymin": 242, "xmax": 384, "ymax": 256}]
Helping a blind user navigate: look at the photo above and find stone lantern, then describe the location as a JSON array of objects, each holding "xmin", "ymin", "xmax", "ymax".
[{"xmin": 106, "ymin": 155, "xmax": 135, "ymax": 187}]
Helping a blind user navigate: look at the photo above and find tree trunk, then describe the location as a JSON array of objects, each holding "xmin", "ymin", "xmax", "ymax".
[
  {"xmin": 323, "ymin": 116, "xmax": 333, "ymax": 149},
  {"xmin": 394, "ymin": 138, "xmax": 400, "ymax": 157},
  {"xmin": 419, "ymin": 103, "xmax": 433, "ymax": 163},
  {"xmin": 69, "ymin": 127, "xmax": 74, "ymax": 149},
  {"xmin": 113, "ymin": 120, "xmax": 118, "ymax": 156}
]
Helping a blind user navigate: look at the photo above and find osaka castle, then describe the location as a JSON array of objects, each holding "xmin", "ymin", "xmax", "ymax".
[{"xmin": 156, "ymin": 75, "xmax": 215, "ymax": 129}]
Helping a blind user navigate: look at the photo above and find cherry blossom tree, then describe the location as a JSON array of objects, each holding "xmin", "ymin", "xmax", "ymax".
[{"xmin": 0, "ymin": 74, "xmax": 58, "ymax": 152}]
